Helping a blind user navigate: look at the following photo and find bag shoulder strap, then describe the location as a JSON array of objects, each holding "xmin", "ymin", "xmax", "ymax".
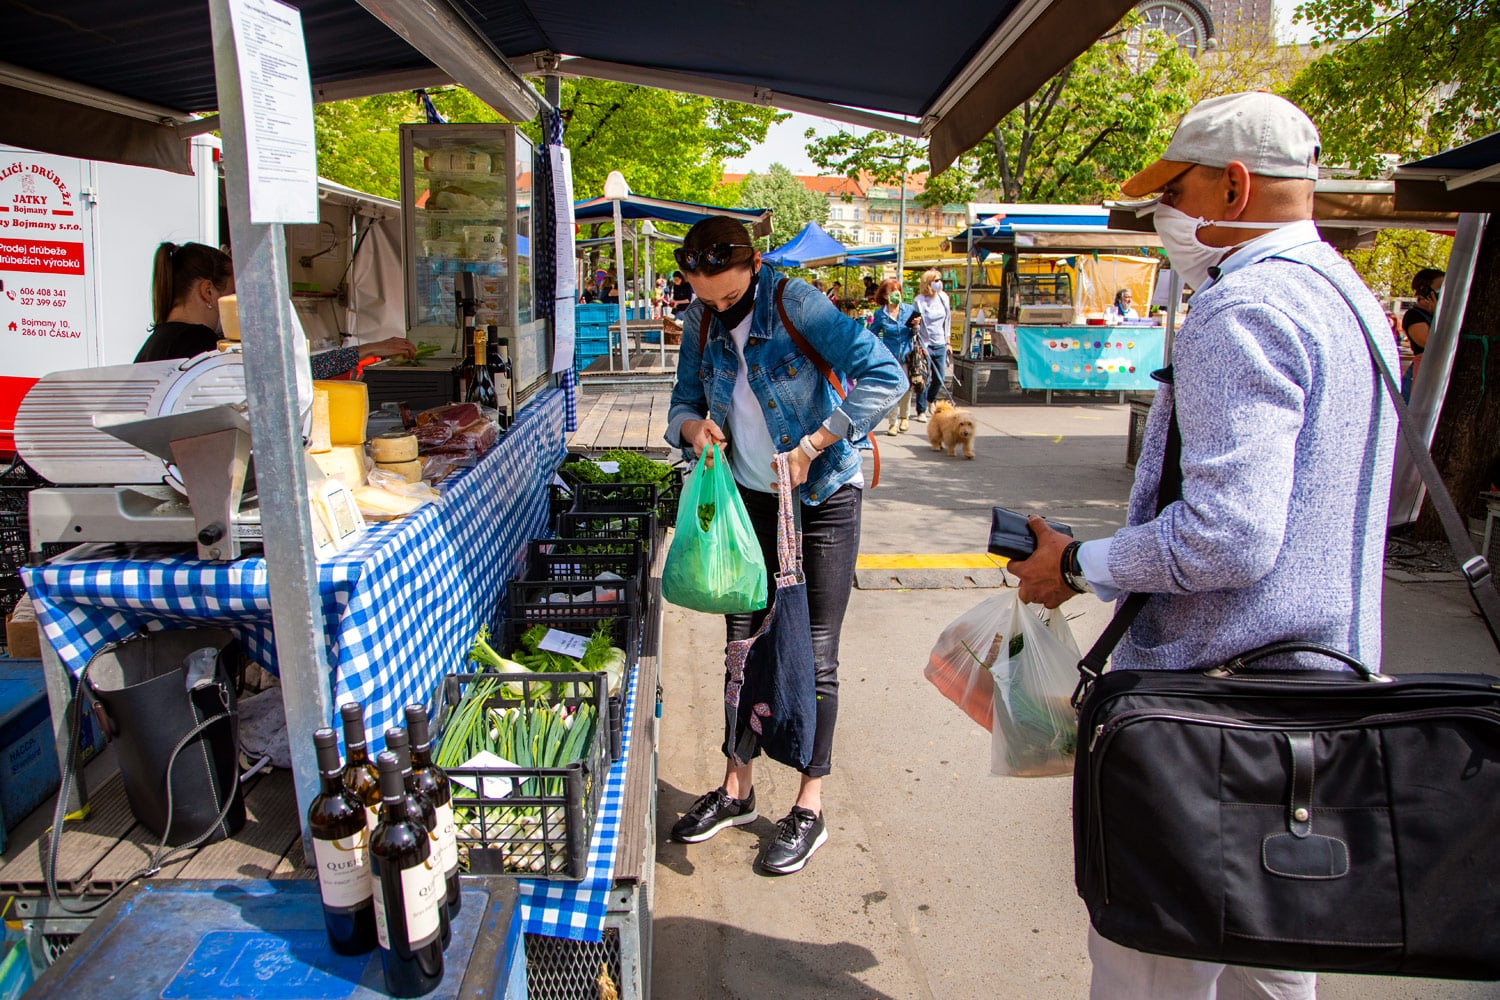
[{"xmin": 773, "ymin": 277, "xmax": 881, "ymax": 488}]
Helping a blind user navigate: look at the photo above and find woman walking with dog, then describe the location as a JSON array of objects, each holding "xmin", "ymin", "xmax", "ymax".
[
  {"xmin": 664, "ymin": 216, "xmax": 906, "ymax": 875},
  {"xmin": 868, "ymin": 278, "xmax": 920, "ymax": 435},
  {"xmin": 913, "ymin": 269, "xmax": 951, "ymax": 420}
]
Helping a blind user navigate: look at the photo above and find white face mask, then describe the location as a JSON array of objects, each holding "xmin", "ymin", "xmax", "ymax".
[
  {"xmin": 1153, "ymin": 202, "xmax": 1297, "ymax": 290},
  {"xmin": 932, "ymin": 281, "xmax": 943, "ymax": 292}
]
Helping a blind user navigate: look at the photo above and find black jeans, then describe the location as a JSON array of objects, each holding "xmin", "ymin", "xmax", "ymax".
[{"xmin": 724, "ymin": 482, "xmax": 862, "ymax": 777}]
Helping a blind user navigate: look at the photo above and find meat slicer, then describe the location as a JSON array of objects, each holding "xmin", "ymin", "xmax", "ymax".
[{"xmin": 15, "ymin": 350, "xmax": 282, "ymax": 561}]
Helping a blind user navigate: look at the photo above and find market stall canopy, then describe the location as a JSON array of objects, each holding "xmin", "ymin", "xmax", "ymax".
[
  {"xmin": 573, "ymin": 194, "xmax": 772, "ymax": 238},
  {"xmin": 763, "ymin": 222, "xmax": 850, "ymax": 266},
  {"xmin": 950, "ymin": 204, "xmax": 1164, "ymax": 257},
  {"xmin": 1394, "ymin": 132, "xmax": 1500, "ymax": 213},
  {"xmin": 0, "ymin": 0, "xmax": 1138, "ymax": 175},
  {"xmin": 1106, "ymin": 181, "xmax": 1459, "ymax": 249}
]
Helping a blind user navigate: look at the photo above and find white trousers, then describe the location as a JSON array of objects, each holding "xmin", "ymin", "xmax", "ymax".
[{"xmin": 1088, "ymin": 929, "xmax": 1317, "ymax": 1000}]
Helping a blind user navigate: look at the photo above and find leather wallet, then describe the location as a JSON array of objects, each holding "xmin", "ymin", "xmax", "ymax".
[{"xmin": 988, "ymin": 506, "xmax": 1073, "ymax": 561}]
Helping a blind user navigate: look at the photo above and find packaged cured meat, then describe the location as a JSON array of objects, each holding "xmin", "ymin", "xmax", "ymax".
[
  {"xmin": 427, "ymin": 418, "xmax": 499, "ymax": 459},
  {"xmin": 415, "ymin": 402, "xmax": 480, "ymax": 429},
  {"xmin": 413, "ymin": 421, "xmax": 455, "ymax": 450}
]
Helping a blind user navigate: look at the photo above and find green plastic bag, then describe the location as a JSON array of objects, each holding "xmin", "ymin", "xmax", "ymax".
[{"xmin": 662, "ymin": 445, "xmax": 768, "ymax": 614}]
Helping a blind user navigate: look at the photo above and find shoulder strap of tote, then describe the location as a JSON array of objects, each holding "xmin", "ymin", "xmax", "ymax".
[{"xmin": 1073, "ymin": 259, "xmax": 1500, "ymax": 702}]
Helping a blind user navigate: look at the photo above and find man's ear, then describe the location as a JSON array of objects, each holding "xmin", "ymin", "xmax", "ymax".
[{"xmin": 1223, "ymin": 162, "xmax": 1252, "ymax": 219}]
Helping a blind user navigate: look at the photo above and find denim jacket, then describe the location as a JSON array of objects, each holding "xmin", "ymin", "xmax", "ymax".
[
  {"xmin": 868, "ymin": 303, "xmax": 917, "ymax": 362},
  {"xmin": 666, "ymin": 266, "xmax": 907, "ymax": 505}
]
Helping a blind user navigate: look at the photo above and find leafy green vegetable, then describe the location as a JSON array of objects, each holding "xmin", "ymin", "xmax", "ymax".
[{"xmin": 698, "ymin": 502, "xmax": 715, "ymax": 532}]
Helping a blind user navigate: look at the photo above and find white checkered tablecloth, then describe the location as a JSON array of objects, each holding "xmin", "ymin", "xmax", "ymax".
[
  {"xmin": 22, "ymin": 390, "xmax": 567, "ymax": 756},
  {"xmin": 517, "ymin": 653, "xmax": 639, "ymax": 941}
]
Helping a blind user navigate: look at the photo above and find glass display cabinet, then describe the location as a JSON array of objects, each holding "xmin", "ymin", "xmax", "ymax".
[{"xmin": 399, "ymin": 123, "xmax": 548, "ymax": 415}]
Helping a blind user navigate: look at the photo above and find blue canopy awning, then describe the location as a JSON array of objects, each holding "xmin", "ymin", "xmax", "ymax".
[
  {"xmin": 573, "ymin": 194, "xmax": 772, "ymax": 237},
  {"xmin": 762, "ymin": 222, "xmax": 849, "ymax": 266}
]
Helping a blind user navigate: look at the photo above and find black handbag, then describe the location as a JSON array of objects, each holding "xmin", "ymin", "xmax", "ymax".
[
  {"xmin": 1072, "ymin": 261, "xmax": 1500, "ymax": 979},
  {"xmin": 722, "ymin": 454, "xmax": 817, "ymax": 771}
]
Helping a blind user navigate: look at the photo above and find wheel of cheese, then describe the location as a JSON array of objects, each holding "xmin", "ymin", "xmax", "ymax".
[
  {"xmin": 376, "ymin": 459, "xmax": 424, "ymax": 483},
  {"xmin": 368, "ymin": 431, "xmax": 418, "ymax": 463}
]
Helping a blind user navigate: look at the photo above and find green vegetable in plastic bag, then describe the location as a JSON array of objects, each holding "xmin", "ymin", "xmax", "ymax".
[{"xmin": 662, "ymin": 444, "xmax": 768, "ymax": 614}]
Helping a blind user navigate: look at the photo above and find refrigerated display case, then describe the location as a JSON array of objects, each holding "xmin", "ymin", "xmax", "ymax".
[{"xmin": 398, "ymin": 123, "xmax": 548, "ymax": 416}]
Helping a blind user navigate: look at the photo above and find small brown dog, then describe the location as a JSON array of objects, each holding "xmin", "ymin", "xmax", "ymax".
[{"xmin": 927, "ymin": 400, "xmax": 977, "ymax": 459}]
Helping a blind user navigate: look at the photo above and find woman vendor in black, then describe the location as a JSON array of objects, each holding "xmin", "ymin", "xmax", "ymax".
[{"xmin": 135, "ymin": 241, "xmax": 417, "ymax": 373}]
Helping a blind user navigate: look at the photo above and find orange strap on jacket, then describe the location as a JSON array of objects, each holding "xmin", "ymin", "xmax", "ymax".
[{"xmin": 698, "ymin": 278, "xmax": 880, "ymax": 487}]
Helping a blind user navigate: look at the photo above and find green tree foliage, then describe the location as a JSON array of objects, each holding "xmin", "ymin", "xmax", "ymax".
[
  {"xmin": 1345, "ymin": 229, "xmax": 1455, "ymax": 302},
  {"xmin": 735, "ymin": 164, "xmax": 830, "ymax": 248},
  {"xmin": 1285, "ymin": 0, "xmax": 1500, "ymax": 176},
  {"xmin": 804, "ymin": 15, "xmax": 1197, "ymax": 207},
  {"xmin": 314, "ymin": 82, "xmax": 783, "ymax": 205}
]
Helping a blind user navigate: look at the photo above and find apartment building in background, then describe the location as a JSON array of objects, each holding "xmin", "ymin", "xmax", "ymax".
[{"xmin": 722, "ymin": 170, "xmax": 968, "ymax": 248}]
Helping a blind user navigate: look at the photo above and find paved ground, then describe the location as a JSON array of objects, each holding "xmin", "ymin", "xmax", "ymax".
[{"xmin": 651, "ymin": 402, "xmax": 1500, "ymax": 1000}]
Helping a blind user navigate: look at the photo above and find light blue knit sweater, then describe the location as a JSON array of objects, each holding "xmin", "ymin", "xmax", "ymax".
[{"xmin": 1107, "ymin": 236, "xmax": 1397, "ymax": 672}]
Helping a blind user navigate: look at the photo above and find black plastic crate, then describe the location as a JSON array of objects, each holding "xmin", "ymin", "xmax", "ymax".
[
  {"xmin": 556, "ymin": 510, "xmax": 657, "ymax": 559},
  {"xmin": 572, "ymin": 482, "xmax": 658, "ymax": 514},
  {"xmin": 500, "ymin": 611, "xmax": 637, "ymax": 763},
  {"xmin": 435, "ymin": 672, "xmax": 609, "ymax": 880},
  {"xmin": 506, "ymin": 579, "xmax": 639, "ymax": 649},
  {"xmin": 556, "ymin": 453, "xmax": 683, "ymax": 530},
  {"xmin": 523, "ymin": 537, "xmax": 646, "ymax": 592}
]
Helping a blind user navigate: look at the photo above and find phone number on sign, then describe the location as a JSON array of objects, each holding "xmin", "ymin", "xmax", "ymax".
[{"xmin": 12, "ymin": 286, "xmax": 67, "ymax": 307}]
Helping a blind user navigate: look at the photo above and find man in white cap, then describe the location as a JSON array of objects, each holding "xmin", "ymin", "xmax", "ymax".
[{"xmin": 1010, "ymin": 93, "xmax": 1398, "ymax": 997}]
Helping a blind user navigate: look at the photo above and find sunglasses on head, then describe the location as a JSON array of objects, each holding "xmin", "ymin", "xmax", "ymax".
[{"xmin": 674, "ymin": 242, "xmax": 754, "ymax": 272}]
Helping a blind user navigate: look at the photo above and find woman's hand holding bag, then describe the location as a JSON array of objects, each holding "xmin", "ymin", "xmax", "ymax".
[{"xmin": 662, "ymin": 444, "xmax": 769, "ymax": 614}]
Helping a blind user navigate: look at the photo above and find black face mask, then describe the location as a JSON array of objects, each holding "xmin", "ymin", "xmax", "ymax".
[{"xmin": 707, "ymin": 268, "xmax": 758, "ymax": 330}]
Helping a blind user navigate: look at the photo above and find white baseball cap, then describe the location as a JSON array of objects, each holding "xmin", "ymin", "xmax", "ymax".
[{"xmin": 1121, "ymin": 92, "xmax": 1321, "ymax": 197}]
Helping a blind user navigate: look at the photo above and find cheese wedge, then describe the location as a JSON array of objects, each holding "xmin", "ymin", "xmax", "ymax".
[
  {"xmin": 313, "ymin": 379, "xmax": 369, "ymax": 445},
  {"xmin": 310, "ymin": 446, "xmax": 370, "ymax": 488},
  {"xmin": 355, "ymin": 485, "xmax": 426, "ymax": 518},
  {"xmin": 375, "ymin": 458, "xmax": 424, "ymax": 483},
  {"xmin": 308, "ymin": 390, "xmax": 333, "ymax": 454}
]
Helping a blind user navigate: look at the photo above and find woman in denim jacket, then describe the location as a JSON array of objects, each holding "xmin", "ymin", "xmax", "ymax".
[
  {"xmin": 867, "ymin": 277, "xmax": 919, "ymax": 434},
  {"xmin": 665, "ymin": 216, "xmax": 906, "ymax": 875}
]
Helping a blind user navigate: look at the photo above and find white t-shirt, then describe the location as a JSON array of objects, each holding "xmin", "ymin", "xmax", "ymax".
[{"xmin": 725, "ymin": 314, "xmax": 778, "ymax": 493}]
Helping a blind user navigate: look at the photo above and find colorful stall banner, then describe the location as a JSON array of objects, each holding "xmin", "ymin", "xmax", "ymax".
[{"xmin": 1013, "ymin": 325, "xmax": 1165, "ymax": 392}]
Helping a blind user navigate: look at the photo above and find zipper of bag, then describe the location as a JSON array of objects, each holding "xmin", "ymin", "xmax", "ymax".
[{"xmin": 1084, "ymin": 705, "xmax": 1500, "ymax": 904}]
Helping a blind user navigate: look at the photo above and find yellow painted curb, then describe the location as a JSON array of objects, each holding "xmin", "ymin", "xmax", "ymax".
[{"xmin": 855, "ymin": 552, "xmax": 1007, "ymax": 570}]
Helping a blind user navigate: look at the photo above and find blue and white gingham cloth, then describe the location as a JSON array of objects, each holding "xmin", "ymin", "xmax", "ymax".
[
  {"xmin": 517, "ymin": 654, "xmax": 639, "ymax": 941},
  {"xmin": 22, "ymin": 390, "xmax": 567, "ymax": 756}
]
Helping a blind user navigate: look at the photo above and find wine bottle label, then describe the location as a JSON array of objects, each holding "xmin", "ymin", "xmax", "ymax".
[
  {"xmin": 431, "ymin": 802, "xmax": 459, "ymax": 874},
  {"xmin": 366, "ymin": 805, "xmax": 380, "ymax": 831},
  {"xmin": 370, "ymin": 858, "xmax": 441, "ymax": 951},
  {"xmin": 312, "ymin": 830, "xmax": 371, "ymax": 910},
  {"xmin": 404, "ymin": 859, "xmax": 442, "ymax": 948}
]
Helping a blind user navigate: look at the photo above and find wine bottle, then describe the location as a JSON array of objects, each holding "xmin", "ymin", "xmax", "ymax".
[
  {"xmin": 339, "ymin": 703, "xmax": 380, "ymax": 830},
  {"xmin": 369, "ymin": 752, "xmax": 445, "ymax": 997},
  {"xmin": 405, "ymin": 705, "xmax": 461, "ymax": 919},
  {"xmin": 385, "ymin": 728, "xmax": 452, "ymax": 951},
  {"xmin": 308, "ymin": 728, "xmax": 377, "ymax": 955},
  {"xmin": 465, "ymin": 323, "xmax": 499, "ymax": 411}
]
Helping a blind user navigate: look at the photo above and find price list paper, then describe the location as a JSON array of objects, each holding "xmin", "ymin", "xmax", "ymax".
[
  {"xmin": 551, "ymin": 146, "xmax": 578, "ymax": 372},
  {"xmin": 228, "ymin": 0, "xmax": 319, "ymax": 224}
]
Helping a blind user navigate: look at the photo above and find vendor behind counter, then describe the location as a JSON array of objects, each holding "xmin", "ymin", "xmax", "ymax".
[{"xmin": 135, "ymin": 241, "xmax": 416, "ymax": 375}]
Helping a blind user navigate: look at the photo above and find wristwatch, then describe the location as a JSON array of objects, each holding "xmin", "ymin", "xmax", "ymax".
[{"xmin": 1061, "ymin": 540, "xmax": 1093, "ymax": 594}]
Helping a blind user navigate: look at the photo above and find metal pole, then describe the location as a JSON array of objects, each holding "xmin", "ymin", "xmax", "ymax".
[
  {"xmin": 1390, "ymin": 211, "xmax": 1490, "ymax": 525},
  {"xmin": 208, "ymin": 0, "xmax": 332, "ymax": 851},
  {"xmin": 896, "ymin": 163, "xmax": 907, "ymax": 286},
  {"xmin": 613, "ymin": 201, "xmax": 630, "ymax": 372},
  {"xmin": 631, "ymin": 223, "xmax": 641, "ymax": 352},
  {"xmin": 963, "ymin": 241, "xmax": 974, "ymax": 357},
  {"xmin": 1162, "ymin": 269, "xmax": 1183, "ymax": 363}
]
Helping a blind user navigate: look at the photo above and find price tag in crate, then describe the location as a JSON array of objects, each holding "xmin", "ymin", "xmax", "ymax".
[
  {"xmin": 450, "ymin": 751, "xmax": 518, "ymax": 799},
  {"xmin": 537, "ymin": 628, "xmax": 589, "ymax": 659}
]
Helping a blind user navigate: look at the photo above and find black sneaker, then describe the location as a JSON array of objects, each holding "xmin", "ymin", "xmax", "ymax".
[
  {"xmin": 757, "ymin": 807, "xmax": 827, "ymax": 875},
  {"xmin": 670, "ymin": 787, "xmax": 756, "ymax": 843}
]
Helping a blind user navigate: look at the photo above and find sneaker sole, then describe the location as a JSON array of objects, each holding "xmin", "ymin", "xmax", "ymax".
[
  {"xmin": 758, "ymin": 826, "xmax": 828, "ymax": 875},
  {"xmin": 671, "ymin": 810, "xmax": 757, "ymax": 844}
]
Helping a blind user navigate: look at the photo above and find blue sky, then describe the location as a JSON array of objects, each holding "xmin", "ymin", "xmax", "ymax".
[{"xmin": 725, "ymin": 0, "xmax": 1315, "ymax": 175}]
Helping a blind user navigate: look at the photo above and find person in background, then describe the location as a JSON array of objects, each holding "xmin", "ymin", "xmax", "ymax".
[
  {"xmin": 827, "ymin": 281, "xmax": 844, "ymax": 306},
  {"xmin": 1008, "ymin": 90, "xmax": 1395, "ymax": 1000},
  {"xmin": 135, "ymin": 241, "xmax": 414, "ymax": 372},
  {"xmin": 665, "ymin": 215, "xmax": 905, "ymax": 876},
  {"xmin": 601, "ymin": 277, "xmax": 620, "ymax": 304},
  {"xmin": 812, "ymin": 279, "xmax": 826, "ymax": 294},
  {"xmin": 581, "ymin": 281, "xmax": 598, "ymax": 304},
  {"xmin": 656, "ymin": 275, "xmax": 670, "ymax": 318},
  {"xmin": 867, "ymin": 277, "xmax": 918, "ymax": 434},
  {"xmin": 670, "ymin": 270, "xmax": 694, "ymax": 316},
  {"xmin": 863, "ymin": 274, "xmax": 879, "ymax": 302},
  {"xmin": 1401, "ymin": 267, "xmax": 1444, "ymax": 401},
  {"xmin": 912, "ymin": 269, "xmax": 951, "ymax": 420},
  {"xmin": 1108, "ymin": 287, "xmax": 1140, "ymax": 323}
]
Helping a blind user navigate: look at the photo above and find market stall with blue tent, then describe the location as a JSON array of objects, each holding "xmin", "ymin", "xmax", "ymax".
[{"xmin": 762, "ymin": 221, "xmax": 851, "ymax": 266}]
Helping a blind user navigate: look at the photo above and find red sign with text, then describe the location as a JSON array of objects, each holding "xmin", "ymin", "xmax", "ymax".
[{"xmin": 0, "ymin": 238, "xmax": 85, "ymax": 275}]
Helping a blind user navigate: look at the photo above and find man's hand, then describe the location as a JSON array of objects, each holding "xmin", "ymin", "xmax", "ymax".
[
  {"xmin": 681, "ymin": 418, "xmax": 726, "ymax": 468},
  {"xmin": 1007, "ymin": 515, "xmax": 1080, "ymax": 609},
  {"xmin": 361, "ymin": 336, "xmax": 417, "ymax": 360}
]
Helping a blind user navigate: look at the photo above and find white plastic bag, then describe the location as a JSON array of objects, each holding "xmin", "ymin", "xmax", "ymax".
[{"xmin": 924, "ymin": 590, "xmax": 1081, "ymax": 777}]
